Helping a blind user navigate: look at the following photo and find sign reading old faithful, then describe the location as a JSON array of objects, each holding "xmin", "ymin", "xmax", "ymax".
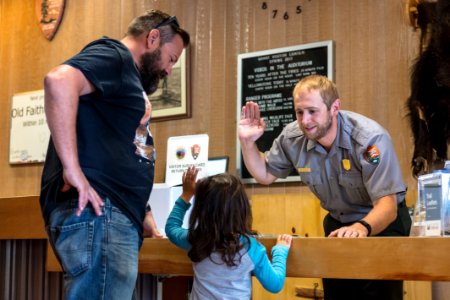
[{"xmin": 35, "ymin": 0, "xmax": 65, "ymax": 40}]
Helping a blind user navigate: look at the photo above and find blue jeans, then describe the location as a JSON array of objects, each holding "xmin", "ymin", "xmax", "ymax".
[{"xmin": 47, "ymin": 198, "xmax": 141, "ymax": 300}]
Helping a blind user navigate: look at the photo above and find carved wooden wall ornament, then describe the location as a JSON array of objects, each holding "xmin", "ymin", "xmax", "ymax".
[{"xmin": 35, "ymin": 0, "xmax": 66, "ymax": 40}]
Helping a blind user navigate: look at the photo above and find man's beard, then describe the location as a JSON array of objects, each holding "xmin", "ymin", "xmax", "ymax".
[
  {"xmin": 301, "ymin": 111, "xmax": 333, "ymax": 141},
  {"xmin": 139, "ymin": 48, "xmax": 167, "ymax": 95}
]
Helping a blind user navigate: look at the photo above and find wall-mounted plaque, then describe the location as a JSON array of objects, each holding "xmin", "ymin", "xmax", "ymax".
[
  {"xmin": 9, "ymin": 90, "xmax": 50, "ymax": 164},
  {"xmin": 35, "ymin": 0, "xmax": 66, "ymax": 41},
  {"xmin": 236, "ymin": 40, "xmax": 335, "ymax": 183}
]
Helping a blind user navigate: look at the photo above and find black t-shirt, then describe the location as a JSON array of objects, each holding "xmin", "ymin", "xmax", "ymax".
[{"xmin": 40, "ymin": 38, "xmax": 155, "ymax": 237}]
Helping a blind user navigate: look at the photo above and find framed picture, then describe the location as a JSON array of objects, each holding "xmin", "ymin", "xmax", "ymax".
[{"xmin": 150, "ymin": 47, "xmax": 191, "ymax": 122}]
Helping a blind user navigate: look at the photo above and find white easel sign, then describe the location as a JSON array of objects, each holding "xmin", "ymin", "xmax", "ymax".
[
  {"xmin": 9, "ymin": 90, "xmax": 50, "ymax": 164},
  {"xmin": 165, "ymin": 134, "xmax": 209, "ymax": 186}
]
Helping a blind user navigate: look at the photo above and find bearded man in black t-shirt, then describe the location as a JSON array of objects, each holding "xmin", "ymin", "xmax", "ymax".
[{"xmin": 40, "ymin": 10, "xmax": 189, "ymax": 300}]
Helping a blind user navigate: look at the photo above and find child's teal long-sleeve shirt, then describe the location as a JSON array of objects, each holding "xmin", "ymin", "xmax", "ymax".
[{"xmin": 165, "ymin": 197, "xmax": 290, "ymax": 299}]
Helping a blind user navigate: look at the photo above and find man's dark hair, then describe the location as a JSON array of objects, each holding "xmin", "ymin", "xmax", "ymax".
[{"xmin": 126, "ymin": 10, "xmax": 190, "ymax": 47}]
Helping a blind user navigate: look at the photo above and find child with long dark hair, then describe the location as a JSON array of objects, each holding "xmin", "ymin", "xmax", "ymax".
[{"xmin": 165, "ymin": 166, "xmax": 292, "ymax": 299}]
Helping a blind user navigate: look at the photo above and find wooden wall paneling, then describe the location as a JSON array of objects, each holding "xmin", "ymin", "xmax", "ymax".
[
  {"xmin": 250, "ymin": 192, "xmax": 431, "ymax": 300},
  {"xmin": 175, "ymin": 0, "xmax": 198, "ymax": 157},
  {"xmin": 94, "ymin": 1, "xmax": 122, "ymax": 38},
  {"xmin": 251, "ymin": 0, "xmax": 269, "ymax": 51},
  {"xmin": 246, "ymin": 182, "xmax": 268, "ymax": 198},
  {"xmin": 0, "ymin": 0, "xmax": 13, "ymax": 193},
  {"xmin": 333, "ymin": 1, "xmax": 351, "ymax": 94},
  {"xmin": 60, "ymin": 1, "xmax": 97, "ymax": 49},
  {"xmin": 0, "ymin": 196, "xmax": 46, "ymax": 239},
  {"xmin": 317, "ymin": 0, "xmax": 335, "ymax": 42},
  {"xmin": 346, "ymin": 1, "xmax": 372, "ymax": 114},
  {"xmin": 262, "ymin": 181, "xmax": 287, "ymax": 196},
  {"xmin": 405, "ymin": 281, "xmax": 432, "ymax": 300},
  {"xmin": 0, "ymin": 0, "xmax": 421, "ymax": 204},
  {"xmin": 0, "ymin": 1, "xmax": 36, "ymax": 197},
  {"xmin": 7, "ymin": 1, "xmax": 32, "ymax": 92},
  {"xmin": 0, "ymin": 0, "xmax": 2, "ymax": 31},
  {"xmin": 367, "ymin": 1, "xmax": 388, "ymax": 119},
  {"xmin": 285, "ymin": 0, "xmax": 304, "ymax": 44},
  {"xmin": 372, "ymin": 2, "xmax": 397, "ymax": 124},
  {"xmin": 123, "ymin": 1, "xmax": 140, "ymax": 33},
  {"xmin": 301, "ymin": 0, "xmax": 320, "ymax": 43},
  {"xmin": 180, "ymin": 0, "xmax": 207, "ymax": 141},
  {"xmin": 0, "ymin": 0, "xmax": 3, "ymax": 103},
  {"xmin": 222, "ymin": 0, "xmax": 241, "ymax": 167},
  {"xmin": 0, "ymin": 1, "xmax": 125, "ymax": 198},
  {"xmin": 208, "ymin": 0, "xmax": 226, "ymax": 156},
  {"xmin": 252, "ymin": 193, "xmax": 287, "ymax": 234},
  {"xmin": 268, "ymin": 1, "xmax": 288, "ymax": 50},
  {"xmin": 388, "ymin": 2, "xmax": 421, "ymax": 207},
  {"xmin": 285, "ymin": 191, "xmax": 326, "ymax": 237},
  {"xmin": 252, "ymin": 191, "xmax": 326, "ymax": 237},
  {"xmin": 366, "ymin": 1, "xmax": 406, "ymax": 130},
  {"xmin": 252, "ymin": 277, "xmax": 324, "ymax": 300},
  {"xmin": 251, "ymin": 192, "xmax": 326, "ymax": 299},
  {"xmin": 214, "ymin": 0, "xmax": 241, "ymax": 161},
  {"xmin": 378, "ymin": 2, "xmax": 420, "ymax": 207},
  {"xmin": 0, "ymin": 0, "xmax": 10, "ymax": 196},
  {"xmin": 237, "ymin": 0, "xmax": 253, "ymax": 54},
  {"xmin": 149, "ymin": 0, "xmax": 209, "ymax": 183}
]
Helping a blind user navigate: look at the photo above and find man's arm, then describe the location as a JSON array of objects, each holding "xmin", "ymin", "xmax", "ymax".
[
  {"xmin": 238, "ymin": 101, "xmax": 277, "ymax": 185},
  {"xmin": 328, "ymin": 195, "xmax": 398, "ymax": 238},
  {"xmin": 143, "ymin": 211, "xmax": 163, "ymax": 238},
  {"xmin": 44, "ymin": 64, "xmax": 104, "ymax": 216}
]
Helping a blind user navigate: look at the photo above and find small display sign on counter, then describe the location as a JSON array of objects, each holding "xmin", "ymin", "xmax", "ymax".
[
  {"xmin": 411, "ymin": 171, "xmax": 450, "ymax": 236},
  {"xmin": 165, "ymin": 134, "xmax": 209, "ymax": 187}
]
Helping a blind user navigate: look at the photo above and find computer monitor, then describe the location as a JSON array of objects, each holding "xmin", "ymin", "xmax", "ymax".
[{"xmin": 207, "ymin": 156, "xmax": 229, "ymax": 176}]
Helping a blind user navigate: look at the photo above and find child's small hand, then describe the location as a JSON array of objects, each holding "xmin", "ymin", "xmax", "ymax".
[
  {"xmin": 276, "ymin": 234, "xmax": 293, "ymax": 248},
  {"xmin": 181, "ymin": 166, "xmax": 198, "ymax": 202}
]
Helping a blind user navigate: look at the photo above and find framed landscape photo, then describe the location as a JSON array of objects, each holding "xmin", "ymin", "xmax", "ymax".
[{"xmin": 150, "ymin": 47, "xmax": 191, "ymax": 122}]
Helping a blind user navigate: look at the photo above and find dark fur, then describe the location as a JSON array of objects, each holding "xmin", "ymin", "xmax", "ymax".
[{"xmin": 407, "ymin": 0, "xmax": 450, "ymax": 177}]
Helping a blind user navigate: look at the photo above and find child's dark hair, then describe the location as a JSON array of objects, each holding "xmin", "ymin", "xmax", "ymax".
[{"xmin": 187, "ymin": 173, "xmax": 255, "ymax": 267}]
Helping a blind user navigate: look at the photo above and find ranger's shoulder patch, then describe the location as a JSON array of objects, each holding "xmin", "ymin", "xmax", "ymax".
[{"xmin": 363, "ymin": 145, "xmax": 380, "ymax": 165}]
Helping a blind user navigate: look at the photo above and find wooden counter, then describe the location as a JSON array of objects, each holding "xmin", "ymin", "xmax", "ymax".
[
  {"xmin": 0, "ymin": 195, "xmax": 46, "ymax": 239},
  {"xmin": 47, "ymin": 236, "xmax": 450, "ymax": 281},
  {"xmin": 1, "ymin": 196, "xmax": 448, "ymax": 281}
]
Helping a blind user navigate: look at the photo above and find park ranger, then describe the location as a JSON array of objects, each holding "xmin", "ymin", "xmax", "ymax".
[{"xmin": 238, "ymin": 74, "xmax": 411, "ymax": 300}]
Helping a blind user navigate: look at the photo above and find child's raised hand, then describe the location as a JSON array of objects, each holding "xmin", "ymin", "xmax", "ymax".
[
  {"xmin": 276, "ymin": 234, "xmax": 293, "ymax": 248},
  {"xmin": 181, "ymin": 166, "xmax": 198, "ymax": 203}
]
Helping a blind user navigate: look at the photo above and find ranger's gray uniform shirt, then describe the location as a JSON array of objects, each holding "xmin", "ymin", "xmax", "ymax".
[{"xmin": 265, "ymin": 111, "xmax": 406, "ymax": 223}]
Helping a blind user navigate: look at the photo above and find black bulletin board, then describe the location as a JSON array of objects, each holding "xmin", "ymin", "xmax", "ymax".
[{"xmin": 236, "ymin": 40, "xmax": 335, "ymax": 183}]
